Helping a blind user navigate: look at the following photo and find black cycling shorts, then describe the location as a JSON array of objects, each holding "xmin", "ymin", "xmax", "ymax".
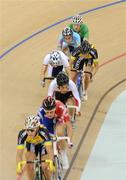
[
  {"xmin": 26, "ymin": 142, "xmax": 47, "ymax": 156},
  {"xmin": 54, "ymin": 91, "xmax": 73, "ymax": 104},
  {"xmin": 73, "ymin": 58, "xmax": 93, "ymax": 71},
  {"xmin": 52, "ymin": 65, "xmax": 63, "ymax": 77}
]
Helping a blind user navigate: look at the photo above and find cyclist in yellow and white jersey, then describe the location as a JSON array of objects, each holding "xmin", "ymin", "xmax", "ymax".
[
  {"xmin": 71, "ymin": 40, "xmax": 99, "ymax": 101},
  {"xmin": 16, "ymin": 115, "xmax": 54, "ymax": 180}
]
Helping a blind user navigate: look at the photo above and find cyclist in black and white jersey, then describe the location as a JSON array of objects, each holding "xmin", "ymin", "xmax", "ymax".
[{"xmin": 41, "ymin": 50, "xmax": 70, "ymax": 87}]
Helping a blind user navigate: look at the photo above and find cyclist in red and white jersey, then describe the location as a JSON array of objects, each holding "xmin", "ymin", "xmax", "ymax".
[{"xmin": 38, "ymin": 96, "xmax": 73, "ymax": 169}]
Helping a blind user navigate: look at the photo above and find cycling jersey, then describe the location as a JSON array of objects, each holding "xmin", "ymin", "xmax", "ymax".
[
  {"xmin": 69, "ymin": 23, "xmax": 89, "ymax": 42},
  {"xmin": 43, "ymin": 50, "xmax": 69, "ymax": 67},
  {"xmin": 48, "ymin": 79, "xmax": 81, "ymax": 111},
  {"xmin": 58, "ymin": 31, "xmax": 81, "ymax": 50},
  {"xmin": 43, "ymin": 50, "xmax": 69, "ymax": 77},
  {"xmin": 17, "ymin": 126, "xmax": 52, "ymax": 150},
  {"xmin": 38, "ymin": 100, "xmax": 70, "ymax": 134},
  {"xmin": 71, "ymin": 44, "xmax": 98, "ymax": 70}
]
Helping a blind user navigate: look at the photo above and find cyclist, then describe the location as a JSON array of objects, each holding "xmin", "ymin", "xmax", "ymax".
[
  {"xmin": 69, "ymin": 14, "xmax": 89, "ymax": 42},
  {"xmin": 71, "ymin": 40, "xmax": 99, "ymax": 101},
  {"xmin": 41, "ymin": 50, "xmax": 70, "ymax": 87},
  {"xmin": 47, "ymin": 72, "xmax": 81, "ymax": 117},
  {"xmin": 38, "ymin": 96, "xmax": 73, "ymax": 169},
  {"xmin": 16, "ymin": 115, "xmax": 54, "ymax": 180},
  {"xmin": 57, "ymin": 26, "xmax": 81, "ymax": 57}
]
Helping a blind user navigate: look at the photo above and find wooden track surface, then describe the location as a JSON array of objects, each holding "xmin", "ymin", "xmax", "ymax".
[{"xmin": 0, "ymin": 0, "xmax": 126, "ymax": 179}]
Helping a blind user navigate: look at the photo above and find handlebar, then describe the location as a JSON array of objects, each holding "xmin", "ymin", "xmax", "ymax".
[
  {"xmin": 51, "ymin": 136, "xmax": 73, "ymax": 155},
  {"xmin": 43, "ymin": 77, "xmax": 55, "ymax": 81}
]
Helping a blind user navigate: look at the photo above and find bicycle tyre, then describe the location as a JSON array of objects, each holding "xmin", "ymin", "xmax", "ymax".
[
  {"xmin": 34, "ymin": 165, "xmax": 42, "ymax": 180},
  {"xmin": 53, "ymin": 155, "xmax": 63, "ymax": 180}
]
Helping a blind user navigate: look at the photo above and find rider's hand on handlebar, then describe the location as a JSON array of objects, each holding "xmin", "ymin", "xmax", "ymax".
[
  {"xmin": 76, "ymin": 111, "xmax": 81, "ymax": 116},
  {"xmin": 40, "ymin": 79, "xmax": 45, "ymax": 87},
  {"xmin": 16, "ymin": 161, "xmax": 25, "ymax": 174},
  {"xmin": 68, "ymin": 141, "xmax": 74, "ymax": 149}
]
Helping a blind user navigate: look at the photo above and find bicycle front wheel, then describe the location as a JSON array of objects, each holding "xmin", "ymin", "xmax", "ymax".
[{"xmin": 53, "ymin": 155, "xmax": 63, "ymax": 180}]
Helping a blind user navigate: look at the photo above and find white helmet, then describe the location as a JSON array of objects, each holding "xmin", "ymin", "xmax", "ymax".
[
  {"xmin": 72, "ymin": 14, "xmax": 82, "ymax": 24},
  {"xmin": 25, "ymin": 115, "xmax": 40, "ymax": 129},
  {"xmin": 49, "ymin": 51, "xmax": 62, "ymax": 66}
]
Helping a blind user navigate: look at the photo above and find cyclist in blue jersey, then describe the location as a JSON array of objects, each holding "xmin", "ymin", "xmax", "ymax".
[
  {"xmin": 37, "ymin": 96, "xmax": 73, "ymax": 169},
  {"xmin": 57, "ymin": 27, "xmax": 81, "ymax": 56}
]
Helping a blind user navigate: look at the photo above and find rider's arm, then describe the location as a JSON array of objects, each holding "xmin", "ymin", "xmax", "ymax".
[
  {"xmin": 45, "ymin": 142, "xmax": 53, "ymax": 161},
  {"xmin": 41, "ymin": 54, "xmax": 50, "ymax": 80},
  {"xmin": 42, "ymin": 128, "xmax": 54, "ymax": 160},
  {"xmin": 69, "ymin": 80, "xmax": 81, "ymax": 111},
  {"xmin": 73, "ymin": 32, "xmax": 81, "ymax": 47},
  {"xmin": 90, "ymin": 45, "xmax": 99, "ymax": 76},
  {"xmin": 66, "ymin": 121, "xmax": 73, "ymax": 140},
  {"xmin": 65, "ymin": 66, "xmax": 71, "ymax": 77},
  {"xmin": 48, "ymin": 79, "xmax": 57, "ymax": 97},
  {"xmin": 81, "ymin": 24, "xmax": 89, "ymax": 41},
  {"xmin": 41, "ymin": 65, "xmax": 48, "ymax": 81},
  {"xmin": 16, "ymin": 148, "xmax": 24, "ymax": 166},
  {"xmin": 16, "ymin": 130, "xmax": 26, "ymax": 173},
  {"xmin": 92, "ymin": 59, "xmax": 99, "ymax": 76}
]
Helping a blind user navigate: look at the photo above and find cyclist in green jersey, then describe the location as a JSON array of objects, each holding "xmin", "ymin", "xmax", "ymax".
[{"xmin": 69, "ymin": 14, "xmax": 89, "ymax": 42}]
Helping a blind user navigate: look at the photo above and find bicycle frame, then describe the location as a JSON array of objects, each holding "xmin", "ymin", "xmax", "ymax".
[{"xmin": 76, "ymin": 70, "xmax": 84, "ymax": 100}]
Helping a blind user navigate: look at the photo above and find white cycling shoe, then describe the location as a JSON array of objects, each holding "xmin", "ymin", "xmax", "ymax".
[{"xmin": 83, "ymin": 94, "xmax": 88, "ymax": 101}]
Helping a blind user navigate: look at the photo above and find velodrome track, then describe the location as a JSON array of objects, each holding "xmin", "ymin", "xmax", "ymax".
[{"xmin": 0, "ymin": 0, "xmax": 126, "ymax": 179}]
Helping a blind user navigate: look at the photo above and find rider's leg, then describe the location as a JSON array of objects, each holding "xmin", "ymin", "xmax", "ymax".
[
  {"xmin": 56, "ymin": 123, "xmax": 66, "ymax": 150},
  {"xmin": 25, "ymin": 150, "xmax": 35, "ymax": 180},
  {"xmin": 71, "ymin": 70, "xmax": 77, "ymax": 83},
  {"xmin": 66, "ymin": 97, "xmax": 76, "ymax": 121},
  {"xmin": 84, "ymin": 65, "xmax": 92, "ymax": 99},
  {"xmin": 41, "ymin": 154, "xmax": 53, "ymax": 180},
  {"xmin": 56, "ymin": 123, "xmax": 69, "ymax": 169},
  {"xmin": 91, "ymin": 61, "xmax": 99, "ymax": 77}
]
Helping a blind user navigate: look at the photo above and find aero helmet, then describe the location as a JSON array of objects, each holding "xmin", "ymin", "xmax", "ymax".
[
  {"xmin": 62, "ymin": 27, "xmax": 73, "ymax": 36},
  {"xmin": 56, "ymin": 72, "xmax": 69, "ymax": 86},
  {"xmin": 49, "ymin": 51, "xmax": 62, "ymax": 66},
  {"xmin": 42, "ymin": 96, "xmax": 56, "ymax": 110},
  {"xmin": 72, "ymin": 14, "xmax": 82, "ymax": 24},
  {"xmin": 25, "ymin": 115, "xmax": 40, "ymax": 129}
]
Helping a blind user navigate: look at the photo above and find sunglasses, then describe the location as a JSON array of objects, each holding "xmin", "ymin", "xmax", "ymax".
[{"xmin": 26, "ymin": 129, "xmax": 35, "ymax": 132}]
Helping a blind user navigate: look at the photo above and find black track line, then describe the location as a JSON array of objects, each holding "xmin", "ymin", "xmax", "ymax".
[{"xmin": 63, "ymin": 78, "xmax": 126, "ymax": 180}]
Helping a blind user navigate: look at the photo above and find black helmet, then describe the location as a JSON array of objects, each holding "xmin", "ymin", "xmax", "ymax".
[
  {"xmin": 56, "ymin": 72, "xmax": 69, "ymax": 86},
  {"xmin": 42, "ymin": 96, "xmax": 56, "ymax": 110},
  {"xmin": 81, "ymin": 40, "xmax": 91, "ymax": 54}
]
